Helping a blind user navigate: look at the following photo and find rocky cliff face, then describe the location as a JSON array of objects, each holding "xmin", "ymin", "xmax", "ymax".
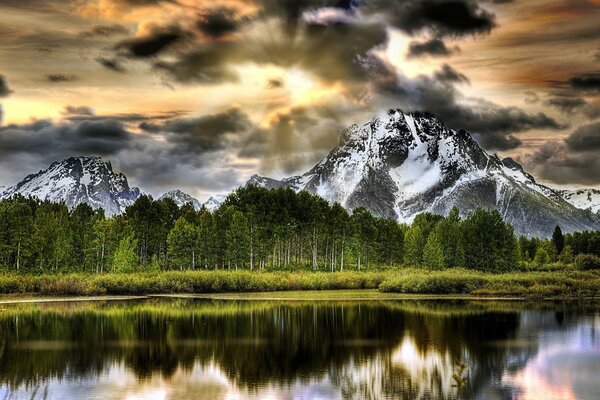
[
  {"xmin": 247, "ymin": 109, "xmax": 600, "ymax": 237},
  {"xmin": 0, "ymin": 156, "xmax": 140, "ymax": 216}
]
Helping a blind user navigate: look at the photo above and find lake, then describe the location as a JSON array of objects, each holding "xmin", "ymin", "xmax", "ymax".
[{"xmin": 0, "ymin": 296, "xmax": 598, "ymax": 399}]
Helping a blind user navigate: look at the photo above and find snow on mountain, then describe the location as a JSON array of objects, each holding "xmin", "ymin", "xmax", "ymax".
[
  {"xmin": 246, "ymin": 109, "xmax": 600, "ymax": 237},
  {"xmin": 559, "ymin": 189, "xmax": 600, "ymax": 214},
  {"xmin": 159, "ymin": 190, "xmax": 202, "ymax": 210},
  {"xmin": 202, "ymin": 195, "xmax": 226, "ymax": 212},
  {"xmin": 0, "ymin": 156, "xmax": 140, "ymax": 216}
]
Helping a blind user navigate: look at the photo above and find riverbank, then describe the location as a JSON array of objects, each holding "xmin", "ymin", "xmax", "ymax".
[{"xmin": 0, "ymin": 268, "xmax": 599, "ymax": 299}]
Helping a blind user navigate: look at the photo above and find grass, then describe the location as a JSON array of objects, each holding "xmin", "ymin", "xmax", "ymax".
[
  {"xmin": 0, "ymin": 267, "xmax": 599, "ymax": 299},
  {"xmin": 379, "ymin": 267, "xmax": 600, "ymax": 299}
]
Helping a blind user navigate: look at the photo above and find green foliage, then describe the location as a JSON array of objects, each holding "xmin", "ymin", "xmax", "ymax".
[
  {"xmin": 575, "ymin": 254, "xmax": 600, "ymax": 270},
  {"xmin": 461, "ymin": 209, "xmax": 517, "ymax": 272},
  {"xmin": 422, "ymin": 228, "xmax": 444, "ymax": 270},
  {"xmin": 533, "ymin": 247, "xmax": 550, "ymax": 265},
  {"xmin": 552, "ymin": 225, "xmax": 565, "ymax": 254},
  {"xmin": 559, "ymin": 245, "xmax": 574, "ymax": 264},
  {"xmin": 112, "ymin": 233, "xmax": 138, "ymax": 273}
]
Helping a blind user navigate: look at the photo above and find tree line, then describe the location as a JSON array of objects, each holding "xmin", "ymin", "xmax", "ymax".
[{"xmin": 0, "ymin": 185, "xmax": 598, "ymax": 274}]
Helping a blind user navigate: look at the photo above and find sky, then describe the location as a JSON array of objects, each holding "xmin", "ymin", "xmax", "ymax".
[{"xmin": 0, "ymin": 0, "xmax": 599, "ymax": 200}]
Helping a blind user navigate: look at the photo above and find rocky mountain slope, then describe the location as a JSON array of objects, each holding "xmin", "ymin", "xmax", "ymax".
[
  {"xmin": 159, "ymin": 190, "xmax": 202, "ymax": 210},
  {"xmin": 0, "ymin": 156, "xmax": 141, "ymax": 216},
  {"xmin": 247, "ymin": 109, "xmax": 600, "ymax": 237}
]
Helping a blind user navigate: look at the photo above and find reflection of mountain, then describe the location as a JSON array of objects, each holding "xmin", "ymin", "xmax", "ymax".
[{"xmin": 0, "ymin": 299, "xmax": 596, "ymax": 399}]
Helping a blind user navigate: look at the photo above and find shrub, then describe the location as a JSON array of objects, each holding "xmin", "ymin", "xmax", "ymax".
[{"xmin": 575, "ymin": 254, "xmax": 600, "ymax": 270}]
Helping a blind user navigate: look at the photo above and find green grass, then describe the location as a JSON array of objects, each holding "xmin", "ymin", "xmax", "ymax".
[
  {"xmin": 379, "ymin": 268, "xmax": 600, "ymax": 299},
  {"xmin": 0, "ymin": 270, "xmax": 387, "ymax": 296},
  {"xmin": 0, "ymin": 267, "xmax": 599, "ymax": 299}
]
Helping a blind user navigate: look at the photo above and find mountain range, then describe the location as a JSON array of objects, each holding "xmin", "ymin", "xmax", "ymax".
[{"xmin": 1, "ymin": 109, "xmax": 599, "ymax": 236}]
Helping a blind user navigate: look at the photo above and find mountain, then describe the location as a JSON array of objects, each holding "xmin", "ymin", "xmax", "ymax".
[
  {"xmin": 203, "ymin": 195, "xmax": 225, "ymax": 212},
  {"xmin": 0, "ymin": 156, "xmax": 141, "ymax": 216},
  {"xmin": 559, "ymin": 189, "xmax": 600, "ymax": 214},
  {"xmin": 247, "ymin": 109, "xmax": 600, "ymax": 237},
  {"xmin": 159, "ymin": 190, "xmax": 202, "ymax": 210}
]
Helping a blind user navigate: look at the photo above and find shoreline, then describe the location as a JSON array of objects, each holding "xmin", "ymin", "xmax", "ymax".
[{"xmin": 1, "ymin": 289, "xmax": 598, "ymax": 305}]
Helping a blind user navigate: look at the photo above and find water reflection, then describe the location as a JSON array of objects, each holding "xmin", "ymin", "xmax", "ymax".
[{"xmin": 0, "ymin": 299, "xmax": 598, "ymax": 399}]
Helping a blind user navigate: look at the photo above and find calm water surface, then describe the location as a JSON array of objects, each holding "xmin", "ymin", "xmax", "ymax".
[{"xmin": 0, "ymin": 297, "xmax": 598, "ymax": 400}]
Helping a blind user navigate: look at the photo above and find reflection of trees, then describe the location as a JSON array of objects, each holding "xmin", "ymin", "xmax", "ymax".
[{"xmin": 0, "ymin": 299, "xmax": 585, "ymax": 398}]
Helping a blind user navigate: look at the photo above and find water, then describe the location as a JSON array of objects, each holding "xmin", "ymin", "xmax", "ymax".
[{"xmin": 0, "ymin": 297, "xmax": 598, "ymax": 400}]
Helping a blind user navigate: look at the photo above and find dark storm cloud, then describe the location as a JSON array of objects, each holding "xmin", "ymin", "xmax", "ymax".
[
  {"xmin": 0, "ymin": 75, "xmax": 12, "ymax": 97},
  {"xmin": 196, "ymin": 7, "xmax": 242, "ymax": 38},
  {"xmin": 79, "ymin": 24, "xmax": 130, "ymax": 38},
  {"xmin": 153, "ymin": 42, "xmax": 240, "ymax": 84},
  {"xmin": 96, "ymin": 57, "xmax": 127, "ymax": 73},
  {"xmin": 520, "ymin": 122, "xmax": 600, "ymax": 185},
  {"xmin": 569, "ymin": 72, "xmax": 600, "ymax": 92},
  {"xmin": 434, "ymin": 64, "xmax": 469, "ymax": 84},
  {"xmin": 371, "ymin": 62, "xmax": 563, "ymax": 150},
  {"xmin": 544, "ymin": 96, "xmax": 587, "ymax": 113},
  {"xmin": 0, "ymin": 119, "xmax": 132, "ymax": 158},
  {"xmin": 407, "ymin": 38, "xmax": 458, "ymax": 58},
  {"xmin": 46, "ymin": 73, "xmax": 78, "ymax": 83},
  {"xmin": 565, "ymin": 121, "xmax": 600, "ymax": 151},
  {"xmin": 158, "ymin": 108, "xmax": 253, "ymax": 152},
  {"xmin": 365, "ymin": 0, "xmax": 496, "ymax": 37},
  {"xmin": 118, "ymin": 29, "xmax": 183, "ymax": 58}
]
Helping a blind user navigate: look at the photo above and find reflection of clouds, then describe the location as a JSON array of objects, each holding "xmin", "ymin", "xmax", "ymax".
[
  {"xmin": 503, "ymin": 316, "xmax": 600, "ymax": 400},
  {"xmin": 391, "ymin": 335, "xmax": 461, "ymax": 399}
]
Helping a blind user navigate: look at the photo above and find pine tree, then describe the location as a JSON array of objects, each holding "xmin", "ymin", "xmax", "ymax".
[{"xmin": 552, "ymin": 225, "xmax": 565, "ymax": 254}]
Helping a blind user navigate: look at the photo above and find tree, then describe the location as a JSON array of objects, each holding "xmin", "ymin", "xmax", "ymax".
[
  {"xmin": 403, "ymin": 225, "xmax": 426, "ymax": 266},
  {"xmin": 225, "ymin": 209, "xmax": 250, "ymax": 270},
  {"xmin": 461, "ymin": 209, "xmax": 517, "ymax": 272},
  {"xmin": 167, "ymin": 217, "xmax": 198, "ymax": 270},
  {"xmin": 423, "ymin": 228, "xmax": 444, "ymax": 270},
  {"xmin": 552, "ymin": 226, "xmax": 565, "ymax": 255},
  {"xmin": 559, "ymin": 245, "xmax": 574, "ymax": 264},
  {"xmin": 533, "ymin": 247, "xmax": 550, "ymax": 266},
  {"xmin": 112, "ymin": 233, "xmax": 138, "ymax": 273}
]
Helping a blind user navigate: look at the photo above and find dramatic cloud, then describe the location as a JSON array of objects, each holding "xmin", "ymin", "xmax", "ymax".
[
  {"xmin": 434, "ymin": 64, "xmax": 469, "ymax": 84},
  {"xmin": 118, "ymin": 29, "xmax": 183, "ymax": 58},
  {"xmin": 62, "ymin": 106, "xmax": 96, "ymax": 117},
  {"xmin": 196, "ymin": 7, "xmax": 242, "ymax": 38},
  {"xmin": 0, "ymin": 119, "xmax": 132, "ymax": 158},
  {"xmin": 569, "ymin": 72, "xmax": 600, "ymax": 92},
  {"xmin": 0, "ymin": 75, "xmax": 13, "ymax": 97},
  {"xmin": 371, "ymin": 63, "xmax": 562, "ymax": 150},
  {"xmin": 79, "ymin": 24, "xmax": 129, "ymax": 38},
  {"xmin": 96, "ymin": 57, "xmax": 127, "ymax": 73},
  {"xmin": 565, "ymin": 121, "xmax": 600, "ymax": 151},
  {"xmin": 366, "ymin": 0, "xmax": 496, "ymax": 37},
  {"xmin": 545, "ymin": 96, "xmax": 587, "ymax": 113},
  {"xmin": 46, "ymin": 73, "xmax": 79, "ymax": 83},
  {"xmin": 407, "ymin": 38, "xmax": 459, "ymax": 58}
]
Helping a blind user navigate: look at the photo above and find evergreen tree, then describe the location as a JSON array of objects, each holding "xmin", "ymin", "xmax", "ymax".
[
  {"xmin": 533, "ymin": 247, "xmax": 550, "ymax": 265},
  {"xmin": 552, "ymin": 225, "xmax": 565, "ymax": 254}
]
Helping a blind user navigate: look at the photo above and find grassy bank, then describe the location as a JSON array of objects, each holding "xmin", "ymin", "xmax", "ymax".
[
  {"xmin": 0, "ymin": 270, "xmax": 387, "ymax": 296},
  {"xmin": 379, "ymin": 268, "xmax": 600, "ymax": 298},
  {"xmin": 0, "ymin": 268, "xmax": 599, "ymax": 299}
]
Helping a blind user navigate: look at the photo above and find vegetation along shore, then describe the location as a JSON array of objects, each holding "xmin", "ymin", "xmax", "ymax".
[{"xmin": 1, "ymin": 186, "xmax": 600, "ymax": 298}]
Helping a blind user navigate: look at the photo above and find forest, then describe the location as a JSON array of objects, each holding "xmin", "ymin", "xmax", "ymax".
[{"xmin": 1, "ymin": 185, "xmax": 600, "ymax": 275}]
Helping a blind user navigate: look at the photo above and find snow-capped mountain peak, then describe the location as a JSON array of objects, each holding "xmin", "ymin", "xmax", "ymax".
[
  {"xmin": 159, "ymin": 190, "xmax": 202, "ymax": 210},
  {"xmin": 247, "ymin": 109, "xmax": 600, "ymax": 237},
  {"xmin": 0, "ymin": 156, "xmax": 140, "ymax": 216},
  {"xmin": 559, "ymin": 189, "xmax": 600, "ymax": 214}
]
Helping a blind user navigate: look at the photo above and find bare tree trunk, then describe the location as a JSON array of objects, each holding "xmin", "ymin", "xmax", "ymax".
[{"xmin": 16, "ymin": 239, "xmax": 21, "ymax": 272}]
